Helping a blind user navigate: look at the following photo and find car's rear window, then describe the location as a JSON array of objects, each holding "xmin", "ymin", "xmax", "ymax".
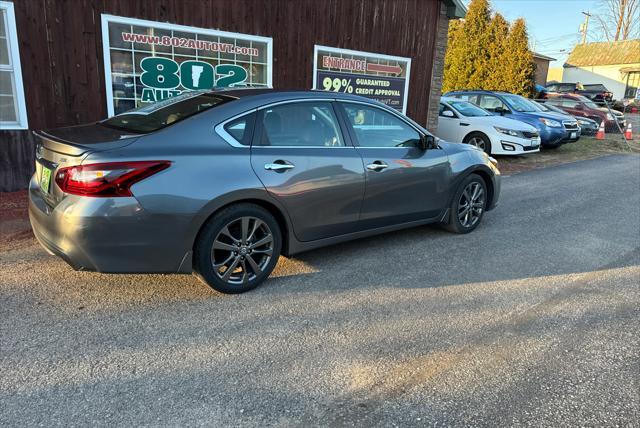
[
  {"xmin": 102, "ymin": 91, "xmax": 232, "ymax": 133},
  {"xmin": 583, "ymin": 84, "xmax": 608, "ymax": 91}
]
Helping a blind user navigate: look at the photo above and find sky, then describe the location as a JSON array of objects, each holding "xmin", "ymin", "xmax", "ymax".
[{"xmin": 482, "ymin": 0, "xmax": 603, "ymax": 67}]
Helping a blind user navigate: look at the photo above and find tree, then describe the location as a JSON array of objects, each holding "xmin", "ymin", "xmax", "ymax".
[
  {"xmin": 502, "ymin": 18, "xmax": 536, "ymax": 97},
  {"xmin": 442, "ymin": 0, "xmax": 492, "ymax": 93},
  {"xmin": 485, "ymin": 13, "xmax": 510, "ymax": 91},
  {"xmin": 442, "ymin": 0, "xmax": 536, "ymax": 97},
  {"xmin": 595, "ymin": 0, "xmax": 640, "ymax": 41}
]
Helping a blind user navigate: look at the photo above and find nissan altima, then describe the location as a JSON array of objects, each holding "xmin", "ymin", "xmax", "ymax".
[{"xmin": 29, "ymin": 89, "xmax": 500, "ymax": 293}]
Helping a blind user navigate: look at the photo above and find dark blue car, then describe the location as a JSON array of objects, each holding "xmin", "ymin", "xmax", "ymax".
[{"xmin": 444, "ymin": 90, "xmax": 580, "ymax": 148}]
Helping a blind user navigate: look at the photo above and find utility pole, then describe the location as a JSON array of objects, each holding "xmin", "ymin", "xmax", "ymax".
[{"xmin": 580, "ymin": 11, "xmax": 591, "ymax": 44}]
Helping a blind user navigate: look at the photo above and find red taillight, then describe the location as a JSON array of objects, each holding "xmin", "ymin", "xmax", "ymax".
[{"xmin": 54, "ymin": 161, "xmax": 170, "ymax": 197}]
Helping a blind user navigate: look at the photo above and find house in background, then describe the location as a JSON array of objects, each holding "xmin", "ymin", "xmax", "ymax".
[
  {"xmin": 532, "ymin": 52, "xmax": 555, "ymax": 85},
  {"xmin": 562, "ymin": 39, "xmax": 640, "ymax": 100}
]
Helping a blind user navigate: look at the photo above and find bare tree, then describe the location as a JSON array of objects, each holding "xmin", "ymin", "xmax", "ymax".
[{"xmin": 594, "ymin": 0, "xmax": 640, "ymax": 41}]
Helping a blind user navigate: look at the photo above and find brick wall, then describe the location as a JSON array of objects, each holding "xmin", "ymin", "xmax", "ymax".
[{"xmin": 426, "ymin": 3, "xmax": 451, "ymax": 133}]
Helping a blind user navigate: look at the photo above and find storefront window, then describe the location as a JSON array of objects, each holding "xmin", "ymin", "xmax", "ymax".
[
  {"xmin": 101, "ymin": 15, "xmax": 273, "ymax": 116},
  {"xmin": 0, "ymin": 1, "xmax": 28, "ymax": 129}
]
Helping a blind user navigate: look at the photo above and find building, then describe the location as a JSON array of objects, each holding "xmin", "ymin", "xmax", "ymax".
[
  {"xmin": 0, "ymin": 0, "xmax": 465, "ymax": 192},
  {"xmin": 532, "ymin": 52, "xmax": 556, "ymax": 86},
  {"xmin": 562, "ymin": 39, "xmax": 640, "ymax": 100}
]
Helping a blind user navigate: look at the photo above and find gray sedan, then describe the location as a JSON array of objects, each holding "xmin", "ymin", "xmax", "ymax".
[{"xmin": 29, "ymin": 89, "xmax": 501, "ymax": 293}]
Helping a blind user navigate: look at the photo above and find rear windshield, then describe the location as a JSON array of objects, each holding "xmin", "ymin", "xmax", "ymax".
[
  {"xmin": 583, "ymin": 84, "xmax": 608, "ymax": 91},
  {"xmin": 102, "ymin": 91, "xmax": 231, "ymax": 133}
]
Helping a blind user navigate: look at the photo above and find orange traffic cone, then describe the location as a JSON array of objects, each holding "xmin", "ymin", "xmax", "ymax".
[
  {"xmin": 624, "ymin": 122, "xmax": 633, "ymax": 140},
  {"xmin": 596, "ymin": 121, "xmax": 605, "ymax": 140}
]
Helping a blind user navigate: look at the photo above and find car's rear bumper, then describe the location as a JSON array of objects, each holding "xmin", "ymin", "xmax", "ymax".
[{"xmin": 28, "ymin": 176, "xmax": 192, "ymax": 273}]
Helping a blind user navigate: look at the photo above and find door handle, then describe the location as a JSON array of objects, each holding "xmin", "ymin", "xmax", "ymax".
[
  {"xmin": 264, "ymin": 161, "xmax": 295, "ymax": 172},
  {"xmin": 460, "ymin": 122, "xmax": 470, "ymax": 126},
  {"xmin": 366, "ymin": 161, "xmax": 388, "ymax": 172}
]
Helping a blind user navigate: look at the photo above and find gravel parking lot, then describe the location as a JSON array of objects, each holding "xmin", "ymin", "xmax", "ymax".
[{"xmin": 1, "ymin": 154, "xmax": 639, "ymax": 426}]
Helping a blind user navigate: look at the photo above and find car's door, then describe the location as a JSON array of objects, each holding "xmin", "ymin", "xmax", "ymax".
[
  {"xmin": 250, "ymin": 100, "xmax": 365, "ymax": 242},
  {"xmin": 478, "ymin": 95, "xmax": 511, "ymax": 116},
  {"xmin": 337, "ymin": 101, "xmax": 450, "ymax": 229},
  {"xmin": 437, "ymin": 103, "xmax": 464, "ymax": 142}
]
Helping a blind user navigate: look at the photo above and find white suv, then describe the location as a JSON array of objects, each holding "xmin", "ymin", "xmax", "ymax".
[{"xmin": 437, "ymin": 97, "xmax": 541, "ymax": 155}]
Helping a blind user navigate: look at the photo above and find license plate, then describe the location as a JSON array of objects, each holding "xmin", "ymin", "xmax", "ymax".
[
  {"xmin": 40, "ymin": 167, "xmax": 52, "ymax": 193},
  {"xmin": 570, "ymin": 132, "xmax": 577, "ymax": 139}
]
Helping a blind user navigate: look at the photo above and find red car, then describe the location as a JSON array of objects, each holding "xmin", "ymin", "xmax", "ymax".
[{"xmin": 544, "ymin": 94, "xmax": 625, "ymax": 132}]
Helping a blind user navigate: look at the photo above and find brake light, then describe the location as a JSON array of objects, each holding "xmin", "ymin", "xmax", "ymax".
[{"xmin": 54, "ymin": 161, "xmax": 170, "ymax": 197}]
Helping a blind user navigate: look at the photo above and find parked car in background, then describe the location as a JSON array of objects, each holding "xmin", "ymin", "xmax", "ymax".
[
  {"xmin": 544, "ymin": 82, "xmax": 614, "ymax": 105},
  {"xmin": 29, "ymin": 89, "xmax": 501, "ymax": 294},
  {"xmin": 444, "ymin": 90, "xmax": 580, "ymax": 148},
  {"xmin": 534, "ymin": 101, "xmax": 599, "ymax": 136},
  {"xmin": 438, "ymin": 97, "xmax": 540, "ymax": 155},
  {"xmin": 544, "ymin": 94, "xmax": 626, "ymax": 132}
]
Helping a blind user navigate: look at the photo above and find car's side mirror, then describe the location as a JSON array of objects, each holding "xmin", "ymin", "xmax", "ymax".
[
  {"xmin": 496, "ymin": 107, "xmax": 509, "ymax": 115},
  {"xmin": 574, "ymin": 104, "xmax": 583, "ymax": 110},
  {"xmin": 419, "ymin": 134, "xmax": 436, "ymax": 150},
  {"xmin": 441, "ymin": 110, "xmax": 455, "ymax": 118}
]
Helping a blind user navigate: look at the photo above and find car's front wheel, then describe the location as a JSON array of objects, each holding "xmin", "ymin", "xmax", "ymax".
[
  {"xmin": 464, "ymin": 132, "xmax": 491, "ymax": 155},
  {"xmin": 194, "ymin": 203, "xmax": 281, "ymax": 294},
  {"xmin": 444, "ymin": 174, "xmax": 487, "ymax": 234}
]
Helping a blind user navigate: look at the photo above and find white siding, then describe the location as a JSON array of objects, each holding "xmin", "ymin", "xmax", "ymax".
[{"xmin": 562, "ymin": 64, "xmax": 637, "ymax": 100}]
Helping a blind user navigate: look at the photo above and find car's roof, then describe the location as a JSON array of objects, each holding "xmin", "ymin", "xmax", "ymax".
[
  {"xmin": 446, "ymin": 89, "xmax": 513, "ymax": 95},
  {"xmin": 212, "ymin": 87, "xmax": 374, "ymax": 103}
]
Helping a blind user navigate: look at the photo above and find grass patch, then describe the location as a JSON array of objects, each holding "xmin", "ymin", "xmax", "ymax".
[{"xmin": 496, "ymin": 131, "xmax": 639, "ymax": 175}]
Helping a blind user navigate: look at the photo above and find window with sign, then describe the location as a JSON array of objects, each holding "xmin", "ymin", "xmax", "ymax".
[
  {"xmin": 341, "ymin": 103, "xmax": 420, "ymax": 148},
  {"xmin": 101, "ymin": 15, "xmax": 272, "ymax": 116},
  {"xmin": 0, "ymin": 1, "xmax": 27, "ymax": 129},
  {"xmin": 259, "ymin": 102, "xmax": 344, "ymax": 147}
]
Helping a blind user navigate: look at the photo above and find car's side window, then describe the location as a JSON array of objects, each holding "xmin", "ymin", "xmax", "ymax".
[
  {"xmin": 479, "ymin": 95, "xmax": 508, "ymax": 113},
  {"xmin": 547, "ymin": 85, "xmax": 558, "ymax": 91},
  {"xmin": 453, "ymin": 94, "xmax": 479, "ymax": 104},
  {"xmin": 259, "ymin": 102, "xmax": 344, "ymax": 147},
  {"xmin": 341, "ymin": 103, "xmax": 421, "ymax": 148},
  {"xmin": 562, "ymin": 99, "xmax": 579, "ymax": 108},
  {"xmin": 223, "ymin": 112, "xmax": 256, "ymax": 146},
  {"xmin": 439, "ymin": 103, "xmax": 457, "ymax": 117}
]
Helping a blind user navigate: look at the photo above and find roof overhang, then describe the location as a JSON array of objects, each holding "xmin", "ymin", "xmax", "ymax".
[
  {"xmin": 533, "ymin": 52, "xmax": 556, "ymax": 62},
  {"xmin": 442, "ymin": 0, "xmax": 467, "ymax": 19}
]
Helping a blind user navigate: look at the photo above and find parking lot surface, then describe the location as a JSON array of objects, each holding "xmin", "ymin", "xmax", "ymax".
[{"xmin": 1, "ymin": 154, "xmax": 639, "ymax": 426}]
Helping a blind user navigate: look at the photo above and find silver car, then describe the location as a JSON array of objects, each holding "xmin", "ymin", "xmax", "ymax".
[{"xmin": 29, "ymin": 89, "xmax": 501, "ymax": 293}]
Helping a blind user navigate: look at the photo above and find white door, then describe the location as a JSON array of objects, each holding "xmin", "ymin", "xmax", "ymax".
[{"xmin": 437, "ymin": 103, "xmax": 463, "ymax": 143}]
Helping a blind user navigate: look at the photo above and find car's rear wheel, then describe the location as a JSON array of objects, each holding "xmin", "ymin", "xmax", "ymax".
[
  {"xmin": 444, "ymin": 174, "xmax": 487, "ymax": 234},
  {"xmin": 464, "ymin": 132, "xmax": 491, "ymax": 155},
  {"xmin": 194, "ymin": 203, "xmax": 281, "ymax": 294}
]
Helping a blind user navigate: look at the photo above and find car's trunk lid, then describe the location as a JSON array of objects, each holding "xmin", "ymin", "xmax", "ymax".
[{"xmin": 33, "ymin": 123, "xmax": 141, "ymax": 207}]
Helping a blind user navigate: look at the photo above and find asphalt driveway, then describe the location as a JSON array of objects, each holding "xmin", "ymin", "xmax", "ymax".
[{"xmin": 1, "ymin": 154, "xmax": 639, "ymax": 426}]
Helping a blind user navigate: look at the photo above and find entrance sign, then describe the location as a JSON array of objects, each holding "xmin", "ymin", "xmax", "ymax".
[
  {"xmin": 101, "ymin": 15, "xmax": 272, "ymax": 116},
  {"xmin": 312, "ymin": 45, "xmax": 411, "ymax": 113}
]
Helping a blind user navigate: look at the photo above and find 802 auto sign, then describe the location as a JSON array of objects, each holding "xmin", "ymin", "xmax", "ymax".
[
  {"xmin": 101, "ymin": 15, "xmax": 273, "ymax": 116},
  {"xmin": 138, "ymin": 58, "xmax": 247, "ymax": 102}
]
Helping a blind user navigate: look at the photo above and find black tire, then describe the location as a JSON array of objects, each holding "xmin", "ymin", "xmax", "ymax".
[
  {"xmin": 543, "ymin": 144, "xmax": 561, "ymax": 150},
  {"xmin": 444, "ymin": 174, "xmax": 487, "ymax": 234},
  {"xmin": 463, "ymin": 132, "xmax": 492, "ymax": 155},
  {"xmin": 193, "ymin": 203, "xmax": 282, "ymax": 294}
]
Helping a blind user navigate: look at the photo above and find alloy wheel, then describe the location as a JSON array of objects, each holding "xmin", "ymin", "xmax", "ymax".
[
  {"xmin": 211, "ymin": 216, "xmax": 274, "ymax": 285},
  {"xmin": 468, "ymin": 137, "xmax": 486, "ymax": 150},
  {"xmin": 458, "ymin": 182, "xmax": 485, "ymax": 228}
]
